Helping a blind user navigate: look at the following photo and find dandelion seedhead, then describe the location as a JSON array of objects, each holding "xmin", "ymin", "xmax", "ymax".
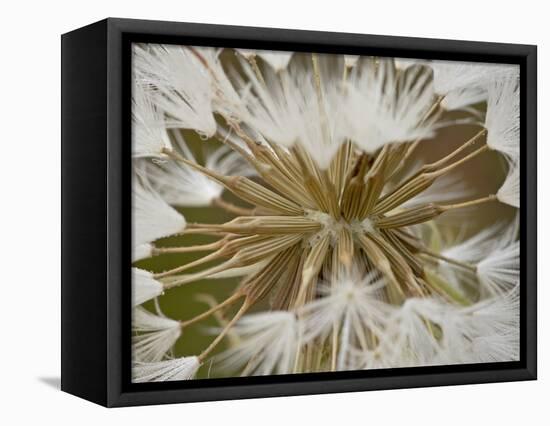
[{"xmin": 131, "ymin": 44, "xmax": 520, "ymax": 382}]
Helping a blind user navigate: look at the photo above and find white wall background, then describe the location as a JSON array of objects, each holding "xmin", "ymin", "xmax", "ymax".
[{"xmin": 2, "ymin": 1, "xmax": 546, "ymax": 424}]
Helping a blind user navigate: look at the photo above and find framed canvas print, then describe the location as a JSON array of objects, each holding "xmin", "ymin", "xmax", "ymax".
[{"xmin": 61, "ymin": 18, "xmax": 537, "ymax": 407}]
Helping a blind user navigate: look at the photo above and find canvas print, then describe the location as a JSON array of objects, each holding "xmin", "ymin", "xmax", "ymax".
[{"xmin": 131, "ymin": 44, "xmax": 520, "ymax": 383}]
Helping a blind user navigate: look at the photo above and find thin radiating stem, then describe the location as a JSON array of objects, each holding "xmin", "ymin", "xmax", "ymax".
[
  {"xmin": 212, "ymin": 197, "xmax": 256, "ymax": 216},
  {"xmin": 424, "ymin": 128, "xmax": 487, "ymax": 173},
  {"xmin": 440, "ymin": 194, "xmax": 496, "ymax": 211},
  {"xmin": 152, "ymin": 238, "xmax": 229, "ymax": 255},
  {"xmin": 420, "ymin": 249, "xmax": 477, "ymax": 273},
  {"xmin": 198, "ymin": 300, "xmax": 251, "ymax": 361},
  {"xmin": 181, "ymin": 292, "xmax": 245, "ymax": 328}
]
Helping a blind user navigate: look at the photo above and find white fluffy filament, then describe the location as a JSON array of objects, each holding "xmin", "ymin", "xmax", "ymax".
[
  {"xmin": 132, "ymin": 175, "xmax": 186, "ymax": 247},
  {"xmin": 215, "ymin": 311, "xmax": 301, "ymax": 376},
  {"xmin": 133, "ymin": 307, "xmax": 182, "ymax": 362},
  {"xmin": 132, "ymin": 268, "xmax": 164, "ymax": 307},
  {"xmin": 133, "ymin": 356, "xmax": 201, "ymax": 382}
]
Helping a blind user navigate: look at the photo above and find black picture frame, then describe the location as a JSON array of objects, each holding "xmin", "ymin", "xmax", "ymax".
[{"xmin": 61, "ymin": 17, "xmax": 537, "ymax": 407}]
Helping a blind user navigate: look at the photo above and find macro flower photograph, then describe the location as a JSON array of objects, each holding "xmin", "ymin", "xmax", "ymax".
[{"xmin": 130, "ymin": 44, "xmax": 520, "ymax": 383}]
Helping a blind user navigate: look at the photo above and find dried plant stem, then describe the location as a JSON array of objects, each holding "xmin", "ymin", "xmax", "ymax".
[
  {"xmin": 214, "ymin": 127, "xmax": 255, "ymax": 164},
  {"xmin": 386, "ymin": 128, "xmax": 488, "ymax": 208},
  {"xmin": 180, "ymin": 292, "xmax": 245, "ymax": 328},
  {"xmin": 420, "ymin": 249, "xmax": 477, "ymax": 273},
  {"xmin": 167, "ymin": 149, "xmax": 304, "ymax": 215},
  {"xmin": 246, "ymin": 55, "xmax": 265, "ymax": 85},
  {"xmin": 152, "ymin": 238, "xmax": 229, "ymax": 255},
  {"xmin": 161, "ymin": 258, "xmax": 240, "ymax": 289},
  {"xmin": 440, "ymin": 194, "xmax": 496, "ymax": 211},
  {"xmin": 423, "ymin": 128, "xmax": 488, "ymax": 173},
  {"xmin": 154, "ymin": 249, "xmax": 225, "ymax": 279},
  {"xmin": 389, "ymin": 94, "xmax": 445, "ymax": 178},
  {"xmin": 311, "ymin": 53, "xmax": 331, "ymax": 147},
  {"xmin": 211, "ymin": 197, "xmax": 256, "ymax": 216},
  {"xmin": 198, "ymin": 300, "xmax": 251, "ymax": 361}
]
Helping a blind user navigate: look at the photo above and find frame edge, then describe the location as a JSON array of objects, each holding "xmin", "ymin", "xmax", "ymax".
[
  {"xmin": 100, "ymin": 17, "xmax": 538, "ymax": 407},
  {"xmin": 61, "ymin": 18, "xmax": 110, "ymax": 407}
]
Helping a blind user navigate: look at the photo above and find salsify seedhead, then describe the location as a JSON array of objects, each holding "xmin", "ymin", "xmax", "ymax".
[{"xmin": 131, "ymin": 44, "xmax": 520, "ymax": 382}]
